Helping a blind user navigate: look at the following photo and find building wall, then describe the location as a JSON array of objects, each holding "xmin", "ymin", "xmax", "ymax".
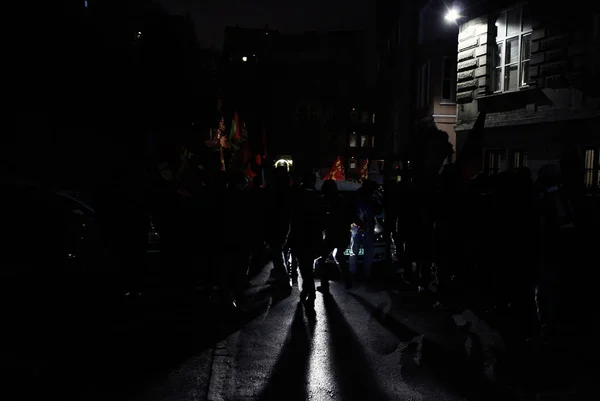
[
  {"xmin": 222, "ymin": 27, "xmax": 375, "ymax": 175},
  {"xmin": 413, "ymin": 0, "xmax": 459, "ymax": 163},
  {"xmin": 455, "ymin": 2, "xmax": 600, "ymax": 181}
]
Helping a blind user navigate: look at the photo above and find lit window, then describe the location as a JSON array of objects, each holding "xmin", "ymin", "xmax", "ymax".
[
  {"xmin": 349, "ymin": 133, "xmax": 357, "ymax": 147},
  {"xmin": 441, "ymin": 56, "xmax": 456, "ymax": 102},
  {"xmin": 349, "ymin": 158, "xmax": 357, "ymax": 170},
  {"xmin": 372, "ymin": 113, "xmax": 376, "ymax": 124},
  {"xmin": 360, "ymin": 135, "xmax": 368, "ymax": 147},
  {"xmin": 84, "ymin": 0, "xmax": 88, "ymax": 7},
  {"xmin": 485, "ymin": 149, "xmax": 502, "ymax": 175},
  {"xmin": 509, "ymin": 150, "xmax": 528, "ymax": 169},
  {"xmin": 493, "ymin": 5, "xmax": 532, "ymax": 92},
  {"xmin": 584, "ymin": 148, "xmax": 600, "ymax": 190}
]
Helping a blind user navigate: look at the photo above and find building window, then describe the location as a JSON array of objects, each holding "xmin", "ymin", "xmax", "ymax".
[
  {"xmin": 370, "ymin": 160, "xmax": 384, "ymax": 173},
  {"xmin": 350, "ymin": 109, "xmax": 358, "ymax": 123},
  {"xmin": 371, "ymin": 136, "xmax": 376, "ymax": 148},
  {"xmin": 417, "ymin": 60, "xmax": 430, "ymax": 107},
  {"xmin": 509, "ymin": 150, "xmax": 528, "ymax": 169},
  {"xmin": 349, "ymin": 157, "xmax": 357, "ymax": 170},
  {"xmin": 493, "ymin": 5, "xmax": 532, "ymax": 92},
  {"xmin": 349, "ymin": 133, "xmax": 357, "ymax": 147},
  {"xmin": 584, "ymin": 148, "xmax": 600, "ymax": 189},
  {"xmin": 372, "ymin": 113, "xmax": 376, "ymax": 124},
  {"xmin": 360, "ymin": 135, "xmax": 368, "ymax": 147},
  {"xmin": 485, "ymin": 149, "xmax": 502, "ymax": 175},
  {"xmin": 441, "ymin": 56, "xmax": 456, "ymax": 103},
  {"xmin": 361, "ymin": 111, "xmax": 369, "ymax": 123}
]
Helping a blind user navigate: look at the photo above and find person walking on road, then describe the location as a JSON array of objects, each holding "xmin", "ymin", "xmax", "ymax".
[
  {"xmin": 265, "ymin": 167, "xmax": 293, "ymax": 288},
  {"xmin": 289, "ymin": 173, "xmax": 322, "ymax": 307},
  {"xmin": 315, "ymin": 179, "xmax": 352, "ymax": 293},
  {"xmin": 349, "ymin": 180, "xmax": 382, "ymax": 285}
]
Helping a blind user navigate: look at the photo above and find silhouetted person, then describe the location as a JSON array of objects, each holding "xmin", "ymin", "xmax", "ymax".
[
  {"xmin": 265, "ymin": 167, "xmax": 293, "ymax": 288},
  {"xmin": 248, "ymin": 173, "xmax": 267, "ymax": 279},
  {"xmin": 315, "ymin": 179, "xmax": 352, "ymax": 293},
  {"xmin": 432, "ymin": 164, "xmax": 463, "ymax": 304},
  {"xmin": 289, "ymin": 173, "xmax": 322, "ymax": 307},
  {"xmin": 349, "ymin": 180, "xmax": 382, "ymax": 284},
  {"xmin": 221, "ymin": 172, "xmax": 255, "ymax": 308},
  {"xmin": 284, "ymin": 179, "xmax": 302, "ymax": 281},
  {"xmin": 534, "ymin": 163, "xmax": 574, "ymax": 343}
]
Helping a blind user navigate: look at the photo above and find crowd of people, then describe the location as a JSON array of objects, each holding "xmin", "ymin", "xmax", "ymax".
[
  {"xmin": 387, "ymin": 162, "xmax": 596, "ymax": 345},
  {"xmin": 99, "ymin": 165, "xmax": 384, "ymax": 313},
  {"xmin": 97, "ymin": 159, "xmax": 596, "ymax": 345}
]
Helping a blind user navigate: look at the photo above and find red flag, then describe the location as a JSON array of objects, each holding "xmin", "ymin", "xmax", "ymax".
[
  {"xmin": 323, "ymin": 156, "xmax": 345, "ymax": 180},
  {"xmin": 229, "ymin": 111, "xmax": 241, "ymax": 142},
  {"xmin": 359, "ymin": 159, "xmax": 369, "ymax": 182},
  {"xmin": 243, "ymin": 164, "xmax": 257, "ymax": 178}
]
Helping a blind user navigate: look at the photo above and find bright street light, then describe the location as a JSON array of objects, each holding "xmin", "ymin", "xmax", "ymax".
[
  {"xmin": 242, "ymin": 56, "xmax": 247, "ymax": 62},
  {"xmin": 444, "ymin": 8, "xmax": 460, "ymax": 22}
]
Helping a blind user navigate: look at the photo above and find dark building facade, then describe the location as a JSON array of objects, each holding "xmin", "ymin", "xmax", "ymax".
[
  {"xmin": 221, "ymin": 26, "xmax": 381, "ymax": 177},
  {"xmin": 375, "ymin": 0, "xmax": 422, "ymax": 179},
  {"xmin": 413, "ymin": 0, "xmax": 459, "ymax": 163},
  {"xmin": 453, "ymin": 0, "xmax": 600, "ymax": 189},
  {"xmin": 10, "ymin": 0, "xmax": 219, "ymax": 189}
]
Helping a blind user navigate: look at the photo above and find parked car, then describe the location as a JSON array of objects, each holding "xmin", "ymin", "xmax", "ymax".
[{"xmin": 57, "ymin": 190, "xmax": 160, "ymax": 255}]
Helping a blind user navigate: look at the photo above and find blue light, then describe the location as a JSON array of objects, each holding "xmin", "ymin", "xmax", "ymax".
[
  {"xmin": 343, "ymin": 248, "xmax": 364, "ymax": 256},
  {"xmin": 84, "ymin": 0, "xmax": 88, "ymax": 8}
]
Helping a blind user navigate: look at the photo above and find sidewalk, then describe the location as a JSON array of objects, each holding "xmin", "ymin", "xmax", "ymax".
[{"xmin": 346, "ymin": 281, "xmax": 594, "ymax": 401}]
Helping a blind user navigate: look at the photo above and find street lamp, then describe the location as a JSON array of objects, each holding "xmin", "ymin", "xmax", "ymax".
[
  {"xmin": 242, "ymin": 56, "xmax": 247, "ymax": 62},
  {"xmin": 444, "ymin": 8, "xmax": 460, "ymax": 23}
]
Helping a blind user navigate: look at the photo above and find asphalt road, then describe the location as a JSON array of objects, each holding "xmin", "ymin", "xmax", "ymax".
[
  {"xmin": 138, "ymin": 275, "xmax": 503, "ymax": 401},
  {"xmin": 200, "ymin": 282, "xmax": 474, "ymax": 401},
  {"xmin": 4, "ymin": 273, "xmax": 509, "ymax": 401}
]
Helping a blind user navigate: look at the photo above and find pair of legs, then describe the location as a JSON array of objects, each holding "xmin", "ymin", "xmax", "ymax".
[
  {"xmin": 284, "ymin": 246, "xmax": 298, "ymax": 280},
  {"xmin": 315, "ymin": 241, "xmax": 348, "ymax": 292},
  {"xmin": 297, "ymin": 248, "xmax": 319, "ymax": 304}
]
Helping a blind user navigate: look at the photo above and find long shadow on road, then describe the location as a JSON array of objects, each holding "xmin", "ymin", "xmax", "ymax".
[
  {"xmin": 348, "ymin": 292, "xmax": 516, "ymax": 401},
  {"xmin": 258, "ymin": 302, "xmax": 313, "ymax": 401},
  {"xmin": 322, "ymin": 295, "xmax": 388, "ymax": 401},
  {"xmin": 4, "ymin": 285, "xmax": 289, "ymax": 401}
]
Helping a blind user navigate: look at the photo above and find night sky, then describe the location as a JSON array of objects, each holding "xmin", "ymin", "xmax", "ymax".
[{"xmin": 158, "ymin": 0, "xmax": 375, "ymax": 48}]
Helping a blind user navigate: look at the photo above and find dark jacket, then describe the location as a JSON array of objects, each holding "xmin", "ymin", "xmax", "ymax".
[
  {"xmin": 289, "ymin": 188, "xmax": 322, "ymax": 249},
  {"xmin": 322, "ymin": 193, "xmax": 351, "ymax": 246}
]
